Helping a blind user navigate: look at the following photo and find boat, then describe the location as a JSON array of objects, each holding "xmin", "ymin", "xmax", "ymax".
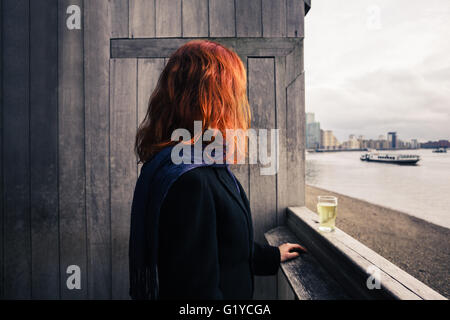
[
  {"xmin": 360, "ymin": 152, "xmax": 420, "ymax": 165},
  {"xmin": 432, "ymin": 147, "xmax": 447, "ymax": 153}
]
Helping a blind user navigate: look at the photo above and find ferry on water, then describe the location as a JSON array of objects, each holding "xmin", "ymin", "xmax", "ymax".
[
  {"xmin": 360, "ymin": 152, "xmax": 420, "ymax": 165},
  {"xmin": 432, "ymin": 147, "xmax": 447, "ymax": 153}
]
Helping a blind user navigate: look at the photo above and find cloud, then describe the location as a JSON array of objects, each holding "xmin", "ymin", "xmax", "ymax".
[
  {"xmin": 308, "ymin": 66, "xmax": 450, "ymax": 141},
  {"xmin": 304, "ymin": 0, "xmax": 450, "ymax": 141}
]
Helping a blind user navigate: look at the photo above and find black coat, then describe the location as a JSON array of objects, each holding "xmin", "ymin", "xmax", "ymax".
[{"xmin": 157, "ymin": 166, "xmax": 280, "ymax": 299}]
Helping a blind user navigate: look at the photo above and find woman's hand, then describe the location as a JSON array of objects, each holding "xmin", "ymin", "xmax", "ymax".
[{"xmin": 278, "ymin": 243, "xmax": 307, "ymax": 262}]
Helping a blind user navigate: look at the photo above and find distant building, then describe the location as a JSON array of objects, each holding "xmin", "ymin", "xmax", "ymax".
[
  {"xmin": 305, "ymin": 112, "xmax": 321, "ymax": 149},
  {"xmin": 411, "ymin": 139, "xmax": 419, "ymax": 149},
  {"xmin": 421, "ymin": 140, "xmax": 450, "ymax": 148},
  {"xmin": 387, "ymin": 132, "xmax": 397, "ymax": 149},
  {"xmin": 306, "ymin": 112, "xmax": 315, "ymax": 124},
  {"xmin": 343, "ymin": 134, "xmax": 360, "ymax": 149},
  {"xmin": 321, "ymin": 130, "xmax": 339, "ymax": 150}
]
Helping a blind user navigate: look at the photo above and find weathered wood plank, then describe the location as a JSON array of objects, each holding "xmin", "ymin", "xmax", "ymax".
[
  {"xmin": 286, "ymin": 72, "xmax": 305, "ymax": 207},
  {"xmin": 275, "ymin": 56, "xmax": 288, "ymax": 226},
  {"xmin": 266, "ymin": 226, "xmax": 348, "ymax": 300},
  {"xmin": 277, "ymin": 270, "xmax": 296, "ymax": 300},
  {"xmin": 58, "ymin": 0, "xmax": 87, "ymax": 300},
  {"xmin": 209, "ymin": 0, "xmax": 235, "ymax": 37},
  {"xmin": 235, "ymin": 0, "xmax": 262, "ymax": 37},
  {"xmin": 110, "ymin": 59, "xmax": 137, "ymax": 300},
  {"xmin": 137, "ymin": 59, "xmax": 165, "ymax": 124},
  {"xmin": 156, "ymin": 0, "xmax": 182, "ymax": 37},
  {"xmin": 262, "ymin": 0, "xmax": 286, "ymax": 37},
  {"xmin": 137, "ymin": 59, "xmax": 165, "ymax": 174},
  {"xmin": 248, "ymin": 58, "xmax": 277, "ymax": 299},
  {"xmin": 30, "ymin": 0, "xmax": 59, "ymax": 299},
  {"xmin": 129, "ymin": 0, "xmax": 155, "ymax": 38},
  {"xmin": 110, "ymin": 0, "xmax": 129, "ymax": 38},
  {"xmin": 286, "ymin": 0, "xmax": 305, "ymax": 38},
  {"xmin": 286, "ymin": 40, "xmax": 303, "ymax": 86},
  {"xmin": 84, "ymin": 0, "xmax": 113, "ymax": 299},
  {"xmin": 0, "ymin": 0, "xmax": 3, "ymax": 300},
  {"xmin": 182, "ymin": 0, "xmax": 208, "ymax": 37},
  {"xmin": 2, "ymin": 0, "xmax": 31, "ymax": 299},
  {"xmin": 111, "ymin": 37, "xmax": 300, "ymax": 59},
  {"xmin": 287, "ymin": 207, "xmax": 446, "ymax": 300}
]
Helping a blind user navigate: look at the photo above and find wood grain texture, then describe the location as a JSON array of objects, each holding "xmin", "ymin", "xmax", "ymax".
[
  {"xmin": 286, "ymin": 40, "xmax": 303, "ymax": 85},
  {"xmin": 110, "ymin": 0, "xmax": 129, "ymax": 38},
  {"xmin": 137, "ymin": 59, "xmax": 165, "ymax": 124},
  {"xmin": 286, "ymin": 0, "xmax": 305, "ymax": 38},
  {"xmin": 286, "ymin": 207, "xmax": 447, "ymax": 299},
  {"xmin": 110, "ymin": 59, "xmax": 137, "ymax": 300},
  {"xmin": 275, "ymin": 57, "xmax": 288, "ymax": 226},
  {"xmin": 277, "ymin": 270, "xmax": 296, "ymax": 300},
  {"xmin": 182, "ymin": 0, "xmax": 208, "ymax": 37},
  {"xmin": 209, "ymin": 0, "xmax": 235, "ymax": 37},
  {"xmin": 30, "ymin": 0, "xmax": 59, "ymax": 299},
  {"xmin": 262, "ymin": 0, "xmax": 286, "ymax": 37},
  {"xmin": 235, "ymin": 0, "xmax": 262, "ymax": 37},
  {"xmin": 286, "ymin": 72, "xmax": 305, "ymax": 207},
  {"xmin": 248, "ymin": 58, "xmax": 277, "ymax": 299},
  {"xmin": 129, "ymin": 0, "xmax": 156, "ymax": 38},
  {"xmin": 84, "ymin": 0, "xmax": 112, "ymax": 299},
  {"xmin": 111, "ymin": 37, "xmax": 300, "ymax": 59},
  {"xmin": 2, "ymin": 0, "xmax": 31, "ymax": 299},
  {"xmin": 156, "ymin": 0, "xmax": 182, "ymax": 37},
  {"xmin": 0, "ymin": 0, "xmax": 3, "ymax": 300},
  {"xmin": 266, "ymin": 226, "xmax": 348, "ymax": 300},
  {"xmin": 58, "ymin": 0, "xmax": 87, "ymax": 300}
]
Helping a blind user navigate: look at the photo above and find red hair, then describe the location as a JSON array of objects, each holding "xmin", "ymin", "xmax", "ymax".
[{"xmin": 135, "ymin": 40, "xmax": 250, "ymax": 163}]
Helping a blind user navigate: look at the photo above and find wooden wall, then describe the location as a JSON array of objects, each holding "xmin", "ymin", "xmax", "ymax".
[{"xmin": 1, "ymin": 0, "xmax": 307, "ymax": 299}]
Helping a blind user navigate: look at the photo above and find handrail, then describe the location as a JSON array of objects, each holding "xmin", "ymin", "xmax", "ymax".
[{"xmin": 266, "ymin": 207, "xmax": 446, "ymax": 300}]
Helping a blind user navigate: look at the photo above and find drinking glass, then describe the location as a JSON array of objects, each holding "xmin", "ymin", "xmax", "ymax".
[{"xmin": 317, "ymin": 196, "xmax": 338, "ymax": 232}]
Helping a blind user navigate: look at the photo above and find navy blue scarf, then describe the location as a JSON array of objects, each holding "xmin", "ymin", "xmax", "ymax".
[{"xmin": 129, "ymin": 146, "xmax": 236, "ymax": 299}]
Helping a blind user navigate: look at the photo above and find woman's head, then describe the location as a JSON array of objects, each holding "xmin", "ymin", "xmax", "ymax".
[{"xmin": 135, "ymin": 40, "xmax": 250, "ymax": 163}]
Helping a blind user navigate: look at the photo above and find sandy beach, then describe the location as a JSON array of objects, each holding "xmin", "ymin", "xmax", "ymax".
[{"xmin": 306, "ymin": 185, "xmax": 450, "ymax": 298}]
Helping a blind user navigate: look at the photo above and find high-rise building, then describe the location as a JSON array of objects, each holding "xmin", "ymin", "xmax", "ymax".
[
  {"xmin": 387, "ymin": 132, "xmax": 397, "ymax": 149},
  {"xmin": 348, "ymin": 134, "xmax": 360, "ymax": 149},
  {"xmin": 321, "ymin": 130, "xmax": 339, "ymax": 150},
  {"xmin": 305, "ymin": 112, "xmax": 321, "ymax": 149},
  {"xmin": 306, "ymin": 112, "xmax": 315, "ymax": 124}
]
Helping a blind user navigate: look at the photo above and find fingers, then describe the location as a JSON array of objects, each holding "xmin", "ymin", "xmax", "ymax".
[
  {"xmin": 286, "ymin": 243, "xmax": 307, "ymax": 253},
  {"xmin": 285, "ymin": 251, "xmax": 300, "ymax": 260}
]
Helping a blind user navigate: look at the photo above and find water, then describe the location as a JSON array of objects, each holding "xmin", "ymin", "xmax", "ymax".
[{"xmin": 306, "ymin": 149, "xmax": 450, "ymax": 229}]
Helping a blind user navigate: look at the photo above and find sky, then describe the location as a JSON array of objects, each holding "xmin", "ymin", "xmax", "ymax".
[{"xmin": 304, "ymin": 0, "xmax": 450, "ymax": 142}]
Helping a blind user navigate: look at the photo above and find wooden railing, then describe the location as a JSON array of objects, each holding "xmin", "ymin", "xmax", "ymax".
[{"xmin": 265, "ymin": 207, "xmax": 446, "ymax": 300}]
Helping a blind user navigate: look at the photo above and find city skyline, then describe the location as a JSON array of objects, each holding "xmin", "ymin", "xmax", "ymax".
[
  {"xmin": 305, "ymin": 112, "xmax": 445, "ymax": 150},
  {"xmin": 304, "ymin": 0, "xmax": 450, "ymax": 142}
]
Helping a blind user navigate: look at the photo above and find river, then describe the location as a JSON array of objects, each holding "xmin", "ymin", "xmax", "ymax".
[{"xmin": 305, "ymin": 149, "xmax": 450, "ymax": 229}]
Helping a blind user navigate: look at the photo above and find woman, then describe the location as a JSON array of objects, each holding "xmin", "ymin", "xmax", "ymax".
[{"xmin": 129, "ymin": 40, "xmax": 306, "ymax": 300}]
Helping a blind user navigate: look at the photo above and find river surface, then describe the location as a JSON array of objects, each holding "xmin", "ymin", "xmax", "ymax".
[{"xmin": 305, "ymin": 149, "xmax": 450, "ymax": 229}]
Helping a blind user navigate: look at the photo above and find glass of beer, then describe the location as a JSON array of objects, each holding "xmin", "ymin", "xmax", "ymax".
[{"xmin": 317, "ymin": 196, "xmax": 338, "ymax": 232}]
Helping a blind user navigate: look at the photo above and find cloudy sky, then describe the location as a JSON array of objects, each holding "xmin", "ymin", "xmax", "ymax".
[{"xmin": 304, "ymin": 0, "xmax": 450, "ymax": 142}]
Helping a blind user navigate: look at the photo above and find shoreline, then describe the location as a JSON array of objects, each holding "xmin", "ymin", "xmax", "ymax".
[{"xmin": 306, "ymin": 184, "xmax": 450, "ymax": 298}]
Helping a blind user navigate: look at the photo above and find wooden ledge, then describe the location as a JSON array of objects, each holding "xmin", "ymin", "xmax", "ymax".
[
  {"xmin": 265, "ymin": 226, "xmax": 348, "ymax": 300},
  {"xmin": 273, "ymin": 207, "xmax": 446, "ymax": 300}
]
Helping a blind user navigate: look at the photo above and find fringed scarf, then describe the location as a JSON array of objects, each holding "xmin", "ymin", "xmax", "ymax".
[{"xmin": 129, "ymin": 145, "xmax": 236, "ymax": 300}]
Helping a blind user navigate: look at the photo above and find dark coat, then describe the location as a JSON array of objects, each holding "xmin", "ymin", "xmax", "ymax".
[{"xmin": 157, "ymin": 166, "xmax": 280, "ymax": 299}]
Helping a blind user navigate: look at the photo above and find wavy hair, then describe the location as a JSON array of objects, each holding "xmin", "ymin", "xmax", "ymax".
[{"xmin": 135, "ymin": 40, "xmax": 251, "ymax": 163}]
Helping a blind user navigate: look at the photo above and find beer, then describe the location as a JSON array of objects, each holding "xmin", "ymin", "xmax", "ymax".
[{"xmin": 317, "ymin": 196, "xmax": 338, "ymax": 232}]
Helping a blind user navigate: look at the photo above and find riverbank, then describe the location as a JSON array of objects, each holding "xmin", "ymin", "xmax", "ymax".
[{"xmin": 306, "ymin": 185, "xmax": 450, "ymax": 298}]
